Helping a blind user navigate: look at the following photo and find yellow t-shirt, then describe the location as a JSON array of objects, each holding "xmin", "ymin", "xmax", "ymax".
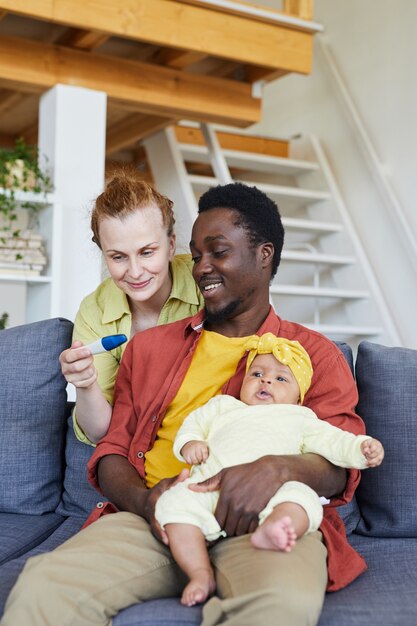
[
  {"xmin": 72, "ymin": 254, "xmax": 204, "ymax": 445},
  {"xmin": 145, "ymin": 330, "xmax": 252, "ymax": 488}
]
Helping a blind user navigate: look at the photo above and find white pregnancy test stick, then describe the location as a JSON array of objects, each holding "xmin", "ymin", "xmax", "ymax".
[{"xmin": 85, "ymin": 334, "xmax": 128, "ymax": 355}]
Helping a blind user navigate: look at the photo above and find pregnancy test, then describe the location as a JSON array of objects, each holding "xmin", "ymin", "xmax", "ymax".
[{"xmin": 85, "ymin": 334, "xmax": 128, "ymax": 355}]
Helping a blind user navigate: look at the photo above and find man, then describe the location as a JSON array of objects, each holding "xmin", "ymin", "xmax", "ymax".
[{"xmin": 2, "ymin": 183, "xmax": 366, "ymax": 626}]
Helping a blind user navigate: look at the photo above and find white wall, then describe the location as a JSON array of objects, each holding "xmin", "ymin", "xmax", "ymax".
[{"xmin": 251, "ymin": 0, "xmax": 417, "ymax": 347}]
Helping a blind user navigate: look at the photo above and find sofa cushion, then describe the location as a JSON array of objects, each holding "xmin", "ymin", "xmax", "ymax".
[
  {"xmin": 0, "ymin": 512, "xmax": 64, "ymax": 565},
  {"xmin": 334, "ymin": 341, "xmax": 354, "ymax": 375},
  {"xmin": 0, "ymin": 516, "xmax": 86, "ymax": 616},
  {"xmin": 56, "ymin": 412, "xmax": 108, "ymax": 518},
  {"xmin": 336, "ymin": 496, "xmax": 360, "ymax": 535},
  {"xmin": 318, "ymin": 535, "xmax": 417, "ymax": 626},
  {"xmin": 0, "ymin": 318, "xmax": 73, "ymax": 514},
  {"xmin": 355, "ymin": 341, "xmax": 417, "ymax": 537}
]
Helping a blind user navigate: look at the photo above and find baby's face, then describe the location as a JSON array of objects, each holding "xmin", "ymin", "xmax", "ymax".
[{"xmin": 240, "ymin": 353, "xmax": 300, "ymax": 406}]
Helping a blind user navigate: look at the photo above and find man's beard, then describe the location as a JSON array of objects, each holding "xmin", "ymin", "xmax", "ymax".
[{"xmin": 204, "ymin": 299, "xmax": 241, "ymax": 325}]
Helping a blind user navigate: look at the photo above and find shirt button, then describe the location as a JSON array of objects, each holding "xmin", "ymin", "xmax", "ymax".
[
  {"xmin": 137, "ymin": 451, "xmax": 144, "ymax": 458},
  {"xmin": 152, "ymin": 415, "xmax": 157, "ymax": 422},
  {"xmin": 96, "ymin": 502, "xmax": 104, "ymax": 509}
]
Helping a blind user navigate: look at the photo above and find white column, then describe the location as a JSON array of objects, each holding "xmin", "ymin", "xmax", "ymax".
[{"xmin": 38, "ymin": 84, "xmax": 107, "ymax": 322}]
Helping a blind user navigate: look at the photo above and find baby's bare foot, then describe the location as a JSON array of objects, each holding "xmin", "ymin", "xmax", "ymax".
[
  {"xmin": 251, "ymin": 515, "xmax": 297, "ymax": 552},
  {"xmin": 181, "ymin": 568, "xmax": 216, "ymax": 607}
]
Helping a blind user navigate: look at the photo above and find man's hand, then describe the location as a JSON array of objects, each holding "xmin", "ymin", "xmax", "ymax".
[
  {"xmin": 189, "ymin": 456, "xmax": 291, "ymax": 536},
  {"xmin": 189, "ymin": 454, "xmax": 346, "ymax": 537}
]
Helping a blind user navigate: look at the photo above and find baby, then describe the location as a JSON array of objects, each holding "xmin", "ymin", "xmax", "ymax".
[{"xmin": 155, "ymin": 333, "xmax": 384, "ymax": 607}]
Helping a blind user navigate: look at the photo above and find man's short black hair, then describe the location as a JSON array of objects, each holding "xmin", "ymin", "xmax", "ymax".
[{"xmin": 198, "ymin": 182, "xmax": 284, "ymax": 279}]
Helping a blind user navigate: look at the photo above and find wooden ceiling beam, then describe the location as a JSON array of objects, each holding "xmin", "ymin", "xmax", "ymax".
[
  {"xmin": 0, "ymin": 34, "xmax": 260, "ymax": 126},
  {"xmin": 0, "ymin": 0, "xmax": 314, "ymax": 74},
  {"xmin": 244, "ymin": 65, "xmax": 289, "ymax": 84},
  {"xmin": 155, "ymin": 48, "xmax": 208, "ymax": 70},
  {"xmin": 106, "ymin": 114, "xmax": 173, "ymax": 155},
  {"xmin": 55, "ymin": 28, "xmax": 110, "ymax": 50},
  {"xmin": 0, "ymin": 89, "xmax": 27, "ymax": 115},
  {"xmin": 178, "ymin": 0, "xmax": 318, "ymax": 31},
  {"xmin": 203, "ymin": 60, "xmax": 243, "ymax": 79},
  {"xmin": 283, "ymin": 0, "xmax": 313, "ymax": 21}
]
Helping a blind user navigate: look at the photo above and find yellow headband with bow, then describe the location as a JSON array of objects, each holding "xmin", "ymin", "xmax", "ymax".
[{"xmin": 244, "ymin": 333, "xmax": 313, "ymax": 404}]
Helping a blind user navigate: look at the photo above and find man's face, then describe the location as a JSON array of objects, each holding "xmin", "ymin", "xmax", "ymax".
[{"xmin": 190, "ymin": 207, "xmax": 266, "ymax": 324}]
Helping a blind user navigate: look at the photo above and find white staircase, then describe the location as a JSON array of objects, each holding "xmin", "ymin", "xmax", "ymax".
[{"xmin": 144, "ymin": 123, "xmax": 400, "ymax": 348}]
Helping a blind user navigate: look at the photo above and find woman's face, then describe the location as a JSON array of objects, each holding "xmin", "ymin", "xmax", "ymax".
[{"xmin": 99, "ymin": 205, "xmax": 176, "ymax": 305}]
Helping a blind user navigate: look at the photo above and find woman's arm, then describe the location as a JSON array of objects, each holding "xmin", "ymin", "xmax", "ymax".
[{"xmin": 60, "ymin": 340, "xmax": 113, "ymax": 443}]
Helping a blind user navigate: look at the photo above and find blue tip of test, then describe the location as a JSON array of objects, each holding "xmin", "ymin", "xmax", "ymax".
[{"xmin": 101, "ymin": 334, "xmax": 128, "ymax": 351}]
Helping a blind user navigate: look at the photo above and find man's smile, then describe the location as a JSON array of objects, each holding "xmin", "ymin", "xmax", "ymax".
[{"xmin": 199, "ymin": 280, "xmax": 223, "ymax": 295}]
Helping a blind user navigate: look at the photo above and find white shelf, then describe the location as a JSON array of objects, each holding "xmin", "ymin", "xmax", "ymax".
[
  {"xmin": 0, "ymin": 188, "xmax": 57, "ymax": 205},
  {"xmin": 0, "ymin": 274, "xmax": 51, "ymax": 284},
  {"xmin": 0, "ymin": 191, "xmax": 62, "ymax": 325}
]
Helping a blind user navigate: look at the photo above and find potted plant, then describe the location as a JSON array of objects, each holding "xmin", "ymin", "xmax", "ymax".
[
  {"xmin": 0, "ymin": 139, "xmax": 52, "ymax": 269},
  {"xmin": 0, "ymin": 138, "xmax": 52, "ymax": 237},
  {"xmin": 0, "ymin": 312, "xmax": 8, "ymax": 330}
]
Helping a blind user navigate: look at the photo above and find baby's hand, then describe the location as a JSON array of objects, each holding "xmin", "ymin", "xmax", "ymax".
[
  {"xmin": 361, "ymin": 438, "xmax": 384, "ymax": 467},
  {"xmin": 181, "ymin": 441, "xmax": 209, "ymax": 465}
]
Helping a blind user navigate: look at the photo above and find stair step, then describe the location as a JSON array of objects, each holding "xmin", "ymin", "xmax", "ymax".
[
  {"xmin": 189, "ymin": 174, "xmax": 331, "ymax": 209},
  {"xmin": 282, "ymin": 217, "xmax": 343, "ymax": 234},
  {"xmin": 269, "ymin": 285, "xmax": 369, "ymax": 299},
  {"xmin": 179, "ymin": 143, "xmax": 319, "ymax": 175},
  {"xmin": 304, "ymin": 324, "xmax": 384, "ymax": 337},
  {"xmin": 281, "ymin": 250, "xmax": 356, "ymax": 265}
]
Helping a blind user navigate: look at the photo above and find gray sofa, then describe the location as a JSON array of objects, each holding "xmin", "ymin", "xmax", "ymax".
[{"xmin": 0, "ymin": 317, "xmax": 416, "ymax": 625}]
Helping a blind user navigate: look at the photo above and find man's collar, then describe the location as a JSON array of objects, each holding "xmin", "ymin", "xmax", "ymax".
[
  {"xmin": 183, "ymin": 309, "xmax": 206, "ymax": 337},
  {"xmin": 256, "ymin": 306, "xmax": 282, "ymax": 335}
]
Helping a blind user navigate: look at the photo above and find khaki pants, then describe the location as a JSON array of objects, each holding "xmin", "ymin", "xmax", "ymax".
[{"xmin": 1, "ymin": 512, "xmax": 328, "ymax": 626}]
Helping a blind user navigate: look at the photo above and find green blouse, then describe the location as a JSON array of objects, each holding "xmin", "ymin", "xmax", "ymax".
[{"xmin": 72, "ymin": 254, "xmax": 204, "ymax": 445}]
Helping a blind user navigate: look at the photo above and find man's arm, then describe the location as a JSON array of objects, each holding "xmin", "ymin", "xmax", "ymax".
[
  {"xmin": 88, "ymin": 338, "xmax": 188, "ymax": 542},
  {"xmin": 190, "ymin": 453, "xmax": 346, "ymax": 537},
  {"xmin": 97, "ymin": 454, "xmax": 189, "ymax": 542},
  {"xmin": 97, "ymin": 454, "xmax": 148, "ymax": 515}
]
